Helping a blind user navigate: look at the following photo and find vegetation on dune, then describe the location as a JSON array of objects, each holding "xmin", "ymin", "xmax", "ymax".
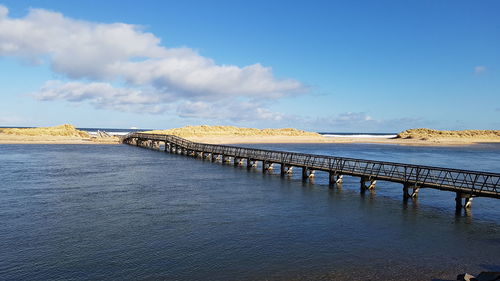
[
  {"xmin": 0, "ymin": 124, "xmax": 89, "ymax": 138},
  {"xmin": 144, "ymin": 125, "xmax": 321, "ymax": 137},
  {"xmin": 397, "ymin": 128, "xmax": 500, "ymax": 139}
]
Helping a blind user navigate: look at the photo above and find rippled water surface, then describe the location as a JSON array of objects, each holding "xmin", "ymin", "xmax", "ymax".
[{"xmin": 1, "ymin": 143, "xmax": 499, "ymax": 281}]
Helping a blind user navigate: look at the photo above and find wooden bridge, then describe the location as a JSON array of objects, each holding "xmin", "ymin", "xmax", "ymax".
[{"xmin": 123, "ymin": 133, "xmax": 500, "ymax": 212}]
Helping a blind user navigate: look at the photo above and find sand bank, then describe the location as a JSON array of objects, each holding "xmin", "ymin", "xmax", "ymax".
[
  {"xmin": 146, "ymin": 125, "xmax": 500, "ymax": 146},
  {"xmin": 144, "ymin": 125, "xmax": 320, "ymax": 137},
  {"xmin": 184, "ymin": 135, "xmax": 500, "ymax": 145},
  {"xmin": 2, "ymin": 125, "xmax": 499, "ymax": 146},
  {"xmin": 0, "ymin": 124, "xmax": 120, "ymax": 144}
]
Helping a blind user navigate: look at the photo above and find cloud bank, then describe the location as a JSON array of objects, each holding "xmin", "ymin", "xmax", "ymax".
[{"xmin": 0, "ymin": 5, "xmax": 304, "ymax": 120}]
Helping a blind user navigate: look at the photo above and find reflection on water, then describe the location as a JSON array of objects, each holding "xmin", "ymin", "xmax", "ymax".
[{"xmin": 0, "ymin": 143, "xmax": 499, "ymax": 281}]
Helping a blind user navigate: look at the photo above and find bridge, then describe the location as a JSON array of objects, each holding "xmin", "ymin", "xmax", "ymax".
[{"xmin": 122, "ymin": 133, "xmax": 500, "ymax": 212}]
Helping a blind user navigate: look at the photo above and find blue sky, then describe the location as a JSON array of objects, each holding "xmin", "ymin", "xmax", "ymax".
[{"xmin": 0, "ymin": 0, "xmax": 499, "ymax": 132}]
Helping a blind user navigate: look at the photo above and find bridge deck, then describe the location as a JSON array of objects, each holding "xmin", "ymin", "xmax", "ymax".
[{"xmin": 123, "ymin": 133, "xmax": 500, "ymax": 200}]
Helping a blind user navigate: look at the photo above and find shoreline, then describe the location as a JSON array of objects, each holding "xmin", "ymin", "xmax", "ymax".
[
  {"xmin": 160, "ymin": 135, "xmax": 500, "ymax": 146},
  {"xmin": 1, "ymin": 134, "xmax": 500, "ymax": 146},
  {"xmin": 0, "ymin": 134, "xmax": 120, "ymax": 145}
]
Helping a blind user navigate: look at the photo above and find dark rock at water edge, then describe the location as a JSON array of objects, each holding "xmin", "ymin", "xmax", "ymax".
[{"xmin": 457, "ymin": 272, "xmax": 500, "ymax": 281}]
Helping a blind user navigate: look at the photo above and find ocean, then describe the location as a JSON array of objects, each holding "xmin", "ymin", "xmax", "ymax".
[{"xmin": 1, "ymin": 140, "xmax": 499, "ymax": 280}]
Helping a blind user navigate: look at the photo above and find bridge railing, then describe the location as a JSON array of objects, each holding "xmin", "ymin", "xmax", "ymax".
[{"xmin": 124, "ymin": 133, "xmax": 500, "ymax": 198}]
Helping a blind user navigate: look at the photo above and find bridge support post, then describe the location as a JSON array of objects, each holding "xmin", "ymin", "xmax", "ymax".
[
  {"xmin": 234, "ymin": 157, "xmax": 243, "ymax": 166},
  {"xmin": 302, "ymin": 167, "xmax": 315, "ymax": 180},
  {"xmin": 221, "ymin": 155, "xmax": 232, "ymax": 163},
  {"xmin": 246, "ymin": 159, "xmax": 258, "ymax": 168},
  {"xmin": 280, "ymin": 164, "xmax": 293, "ymax": 176},
  {"xmin": 455, "ymin": 192, "xmax": 473, "ymax": 211},
  {"xmin": 329, "ymin": 173, "xmax": 343, "ymax": 188},
  {"xmin": 263, "ymin": 161, "xmax": 273, "ymax": 172},
  {"xmin": 360, "ymin": 177, "xmax": 376, "ymax": 192},
  {"xmin": 403, "ymin": 183, "xmax": 420, "ymax": 200}
]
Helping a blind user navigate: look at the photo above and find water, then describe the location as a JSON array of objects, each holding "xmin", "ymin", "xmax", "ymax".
[
  {"xmin": 78, "ymin": 127, "xmax": 152, "ymax": 136},
  {"xmin": 319, "ymin": 132, "xmax": 398, "ymax": 138},
  {"xmin": 1, "ymin": 143, "xmax": 499, "ymax": 280}
]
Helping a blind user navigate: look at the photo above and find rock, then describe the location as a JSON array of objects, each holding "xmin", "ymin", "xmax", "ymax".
[
  {"xmin": 457, "ymin": 272, "xmax": 500, "ymax": 281},
  {"xmin": 457, "ymin": 273, "xmax": 476, "ymax": 281}
]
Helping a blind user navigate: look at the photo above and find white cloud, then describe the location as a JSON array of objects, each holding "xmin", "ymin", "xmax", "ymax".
[
  {"xmin": 0, "ymin": 4, "xmax": 305, "ymax": 114},
  {"xmin": 334, "ymin": 112, "xmax": 374, "ymax": 123},
  {"xmin": 474, "ymin": 66, "xmax": 486, "ymax": 74},
  {"xmin": 34, "ymin": 80, "xmax": 171, "ymax": 114},
  {"xmin": 0, "ymin": 5, "xmax": 8, "ymax": 19},
  {"xmin": 176, "ymin": 101, "xmax": 286, "ymax": 122},
  {"xmin": 32, "ymin": 80, "xmax": 288, "ymax": 121}
]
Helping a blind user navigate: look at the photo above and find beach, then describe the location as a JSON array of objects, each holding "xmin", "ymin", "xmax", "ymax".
[
  {"xmin": 145, "ymin": 125, "xmax": 500, "ymax": 146},
  {"xmin": 183, "ymin": 135, "xmax": 500, "ymax": 145},
  {"xmin": 2, "ymin": 125, "xmax": 500, "ymax": 146},
  {"xmin": 0, "ymin": 135, "xmax": 120, "ymax": 144},
  {"xmin": 0, "ymin": 124, "xmax": 120, "ymax": 144}
]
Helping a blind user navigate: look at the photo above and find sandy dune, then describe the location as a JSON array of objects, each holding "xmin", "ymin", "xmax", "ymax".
[
  {"xmin": 1, "ymin": 125, "xmax": 499, "ymax": 146},
  {"xmin": 0, "ymin": 124, "xmax": 119, "ymax": 144},
  {"xmin": 147, "ymin": 126, "xmax": 500, "ymax": 146}
]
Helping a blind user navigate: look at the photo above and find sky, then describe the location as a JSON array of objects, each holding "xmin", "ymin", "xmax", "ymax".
[{"xmin": 0, "ymin": 0, "xmax": 499, "ymax": 132}]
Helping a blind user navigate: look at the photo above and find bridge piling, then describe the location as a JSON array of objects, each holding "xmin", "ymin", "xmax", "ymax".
[
  {"xmin": 302, "ymin": 167, "xmax": 315, "ymax": 180},
  {"xmin": 234, "ymin": 157, "xmax": 243, "ymax": 166},
  {"xmin": 455, "ymin": 192, "xmax": 473, "ymax": 211},
  {"xmin": 403, "ymin": 183, "xmax": 420, "ymax": 201},
  {"xmin": 247, "ymin": 159, "xmax": 257, "ymax": 168},
  {"xmin": 360, "ymin": 177, "xmax": 376, "ymax": 192},
  {"xmin": 328, "ymin": 172, "xmax": 343, "ymax": 188},
  {"xmin": 263, "ymin": 161, "xmax": 274, "ymax": 172},
  {"xmin": 280, "ymin": 164, "xmax": 293, "ymax": 176}
]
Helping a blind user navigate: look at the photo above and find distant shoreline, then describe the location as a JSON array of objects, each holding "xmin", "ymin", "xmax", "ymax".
[
  {"xmin": 1, "ymin": 134, "xmax": 499, "ymax": 146},
  {"xmin": 1, "ymin": 125, "xmax": 499, "ymax": 146},
  {"xmin": 182, "ymin": 135, "xmax": 500, "ymax": 146},
  {"xmin": 0, "ymin": 124, "xmax": 120, "ymax": 144},
  {"xmin": 0, "ymin": 135, "xmax": 120, "ymax": 145}
]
